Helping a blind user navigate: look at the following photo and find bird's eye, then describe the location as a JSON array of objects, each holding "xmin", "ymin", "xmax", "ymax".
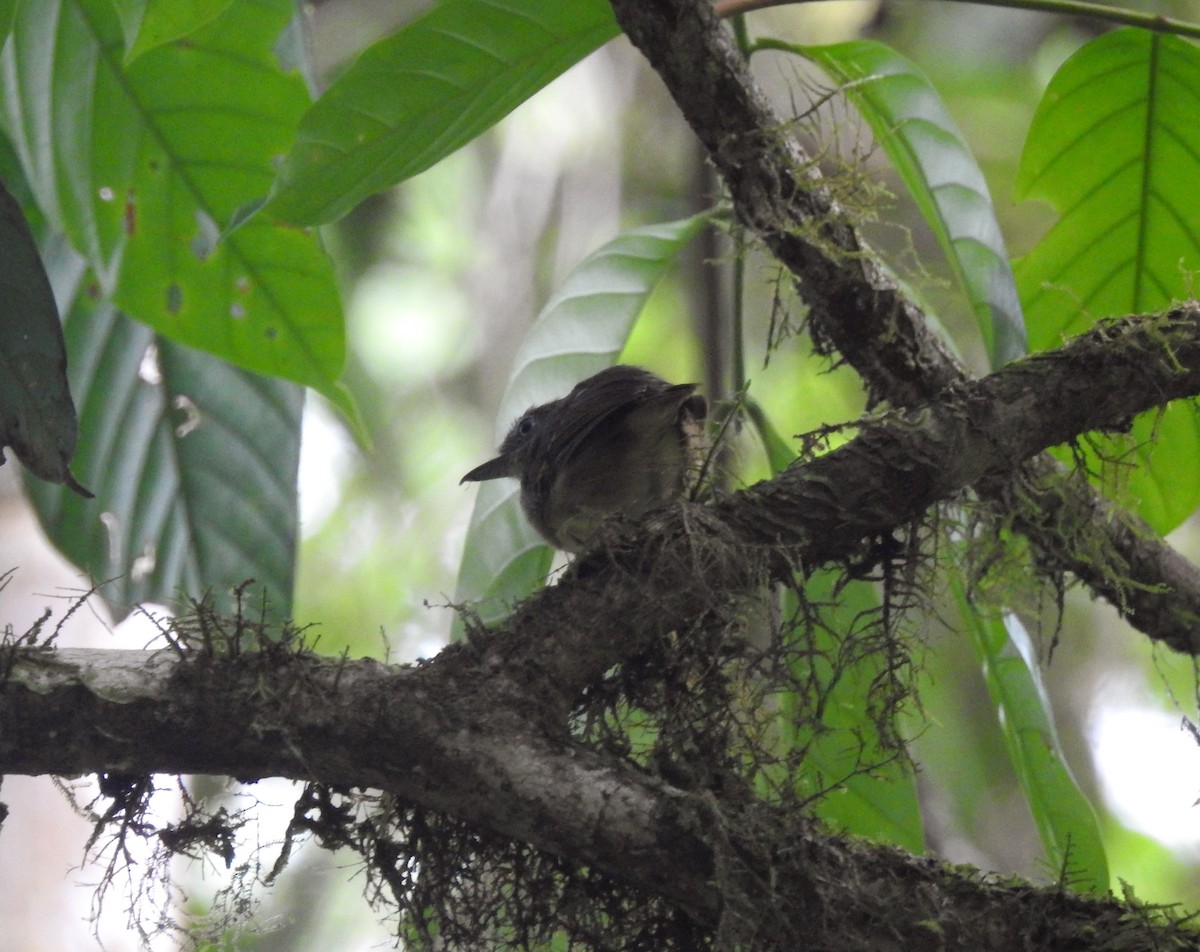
[{"xmin": 517, "ymin": 415, "xmax": 536, "ymax": 436}]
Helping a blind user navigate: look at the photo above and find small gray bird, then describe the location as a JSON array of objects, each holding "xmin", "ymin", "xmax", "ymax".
[{"xmin": 461, "ymin": 365, "xmax": 708, "ymax": 552}]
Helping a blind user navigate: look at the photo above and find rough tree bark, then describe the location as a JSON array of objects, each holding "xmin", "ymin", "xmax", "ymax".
[
  {"xmin": 4, "ymin": 1, "xmax": 1200, "ymax": 949},
  {"xmin": 4, "ymin": 308, "xmax": 1200, "ymax": 948},
  {"xmin": 611, "ymin": 0, "xmax": 1200, "ymax": 653}
]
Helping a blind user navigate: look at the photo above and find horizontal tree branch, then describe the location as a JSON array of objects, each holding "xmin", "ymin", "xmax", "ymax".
[
  {"xmin": 8, "ymin": 8, "xmax": 1197, "ymax": 949},
  {"xmin": 7, "ymin": 306, "xmax": 1199, "ymax": 890},
  {"xmin": 0, "ymin": 646, "xmax": 722, "ymax": 917},
  {"xmin": 2, "ymin": 418, "xmax": 1192, "ymax": 952},
  {"xmin": 11, "ymin": 311, "xmax": 1194, "ymax": 782},
  {"xmin": 612, "ymin": 0, "xmax": 1200, "ymax": 653}
]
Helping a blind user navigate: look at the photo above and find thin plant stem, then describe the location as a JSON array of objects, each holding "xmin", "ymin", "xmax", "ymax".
[{"xmin": 713, "ymin": 0, "xmax": 1200, "ymax": 42}]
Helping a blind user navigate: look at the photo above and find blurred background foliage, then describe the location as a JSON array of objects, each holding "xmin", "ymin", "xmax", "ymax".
[{"xmin": 4, "ymin": 0, "xmax": 1200, "ymax": 949}]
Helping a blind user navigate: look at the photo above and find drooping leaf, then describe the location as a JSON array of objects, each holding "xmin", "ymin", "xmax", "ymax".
[
  {"xmin": 25, "ymin": 235, "xmax": 301, "ymax": 624},
  {"xmin": 1015, "ymin": 29, "xmax": 1200, "ymax": 532},
  {"xmin": 798, "ymin": 39, "xmax": 1025, "ymax": 368},
  {"xmin": 453, "ymin": 214, "xmax": 709, "ymax": 632},
  {"xmin": 0, "ymin": 0, "xmax": 347, "ymax": 405},
  {"xmin": 0, "ymin": 179, "xmax": 85, "ymax": 490},
  {"xmin": 954, "ymin": 579, "xmax": 1109, "ymax": 893},
  {"xmin": 267, "ymin": 0, "xmax": 620, "ymax": 225}
]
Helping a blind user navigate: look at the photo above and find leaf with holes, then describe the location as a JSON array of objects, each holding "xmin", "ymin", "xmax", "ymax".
[
  {"xmin": 0, "ymin": 0, "xmax": 346, "ymax": 403},
  {"xmin": 25, "ymin": 236, "xmax": 301, "ymax": 623}
]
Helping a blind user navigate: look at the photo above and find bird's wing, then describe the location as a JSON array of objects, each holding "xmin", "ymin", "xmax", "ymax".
[{"xmin": 545, "ymin": 368, "xmax": 696, "ymax": 470}]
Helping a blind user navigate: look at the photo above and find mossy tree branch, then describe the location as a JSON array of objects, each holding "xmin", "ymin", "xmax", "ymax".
[
  {"xmin": 610, "ymin": 0, "xmax": 1200, "ymax": 654},
  {"xmin": 0, "ymin": 645, "xmax": 1182, "ymax": 950},
  {"xmin": 5, "ymin": 307, "xmax": 1200, "ymax": 949}
]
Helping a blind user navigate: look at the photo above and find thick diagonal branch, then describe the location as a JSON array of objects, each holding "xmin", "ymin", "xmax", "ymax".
[
  {"xmin": 496, "ymin": 307, "xmax": 1200, "ymax": 707},
  {"xmin": 609, "ymin": 0, "xmax": 1200, "ymax": 653}
]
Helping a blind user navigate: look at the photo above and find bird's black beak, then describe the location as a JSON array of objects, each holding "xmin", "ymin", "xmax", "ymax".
[{"xmin": 460, "ymin": 454, "xmax": 517, "ymax": 484}]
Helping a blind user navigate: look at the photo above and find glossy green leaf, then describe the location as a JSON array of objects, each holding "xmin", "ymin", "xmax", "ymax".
[
  {"xmin": 0, "ymin": 180, "xmax": 86, "ymax": 490},
  {"xmin": 800, "ymin": 39, "xmax": 1025, "ymax": 368},
  {"xmin": 1015, "ymin": 29, "xmax": 1200, "ymax": 532},
  {"xmin": 267, "ymin": 0, "xmax": 620, "ymax": 225},
  {"xmin": 25, "ymin": 236, "xmax": 301, "ymax": 624},
  {"xmin": 954, "ymin": 580, "xmax": 1109, "ymax": 892},
  {"xmin": 113, "ymin": 0, "xmax": 236, "ymax": 62},
  {"xmin": 0, "ymin": 0, "xmax": 347, "ymax": 402},
  {"xmin": 453, "ymin": 214, "xmax": 709, "ymax": 632}
]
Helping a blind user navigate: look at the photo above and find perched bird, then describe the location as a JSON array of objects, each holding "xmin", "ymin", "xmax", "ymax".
[{"xmin": 461, "ymin": 365, "xmax": 708, "ymax": 552}]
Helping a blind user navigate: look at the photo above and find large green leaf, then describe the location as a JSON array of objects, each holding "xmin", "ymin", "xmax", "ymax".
[
  {"xmin": 453, "ymin": 215, "xmax": 709, "ymax": 632},
  {"xmin": 267, "ymin": 0, "xmax": 620, "ymax": 225},
  {"xmin": 954, "ymin": 580, "xmax": 1109, "ymax": 893},
  {"xmin": 798, "ymin": 40, "xmax": 1026, "ymax": 368},
  {"xmin": 1015, "ymin": 29, "xmax": 1200, "ymax": 532},
  {"xmin": 0, "ymin": 0, "xmax": 347, "ymax": 404},
  {"xmin": 25, "ymin": 236, "xmax": 301, "ymax": 623},
  {"xmin": 112, "ymin": 0, "xmax": 236, "ymax": 62},
  {"xmin": 0, "ymin": 179, "xmax": 85, "ymax": 490}
]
